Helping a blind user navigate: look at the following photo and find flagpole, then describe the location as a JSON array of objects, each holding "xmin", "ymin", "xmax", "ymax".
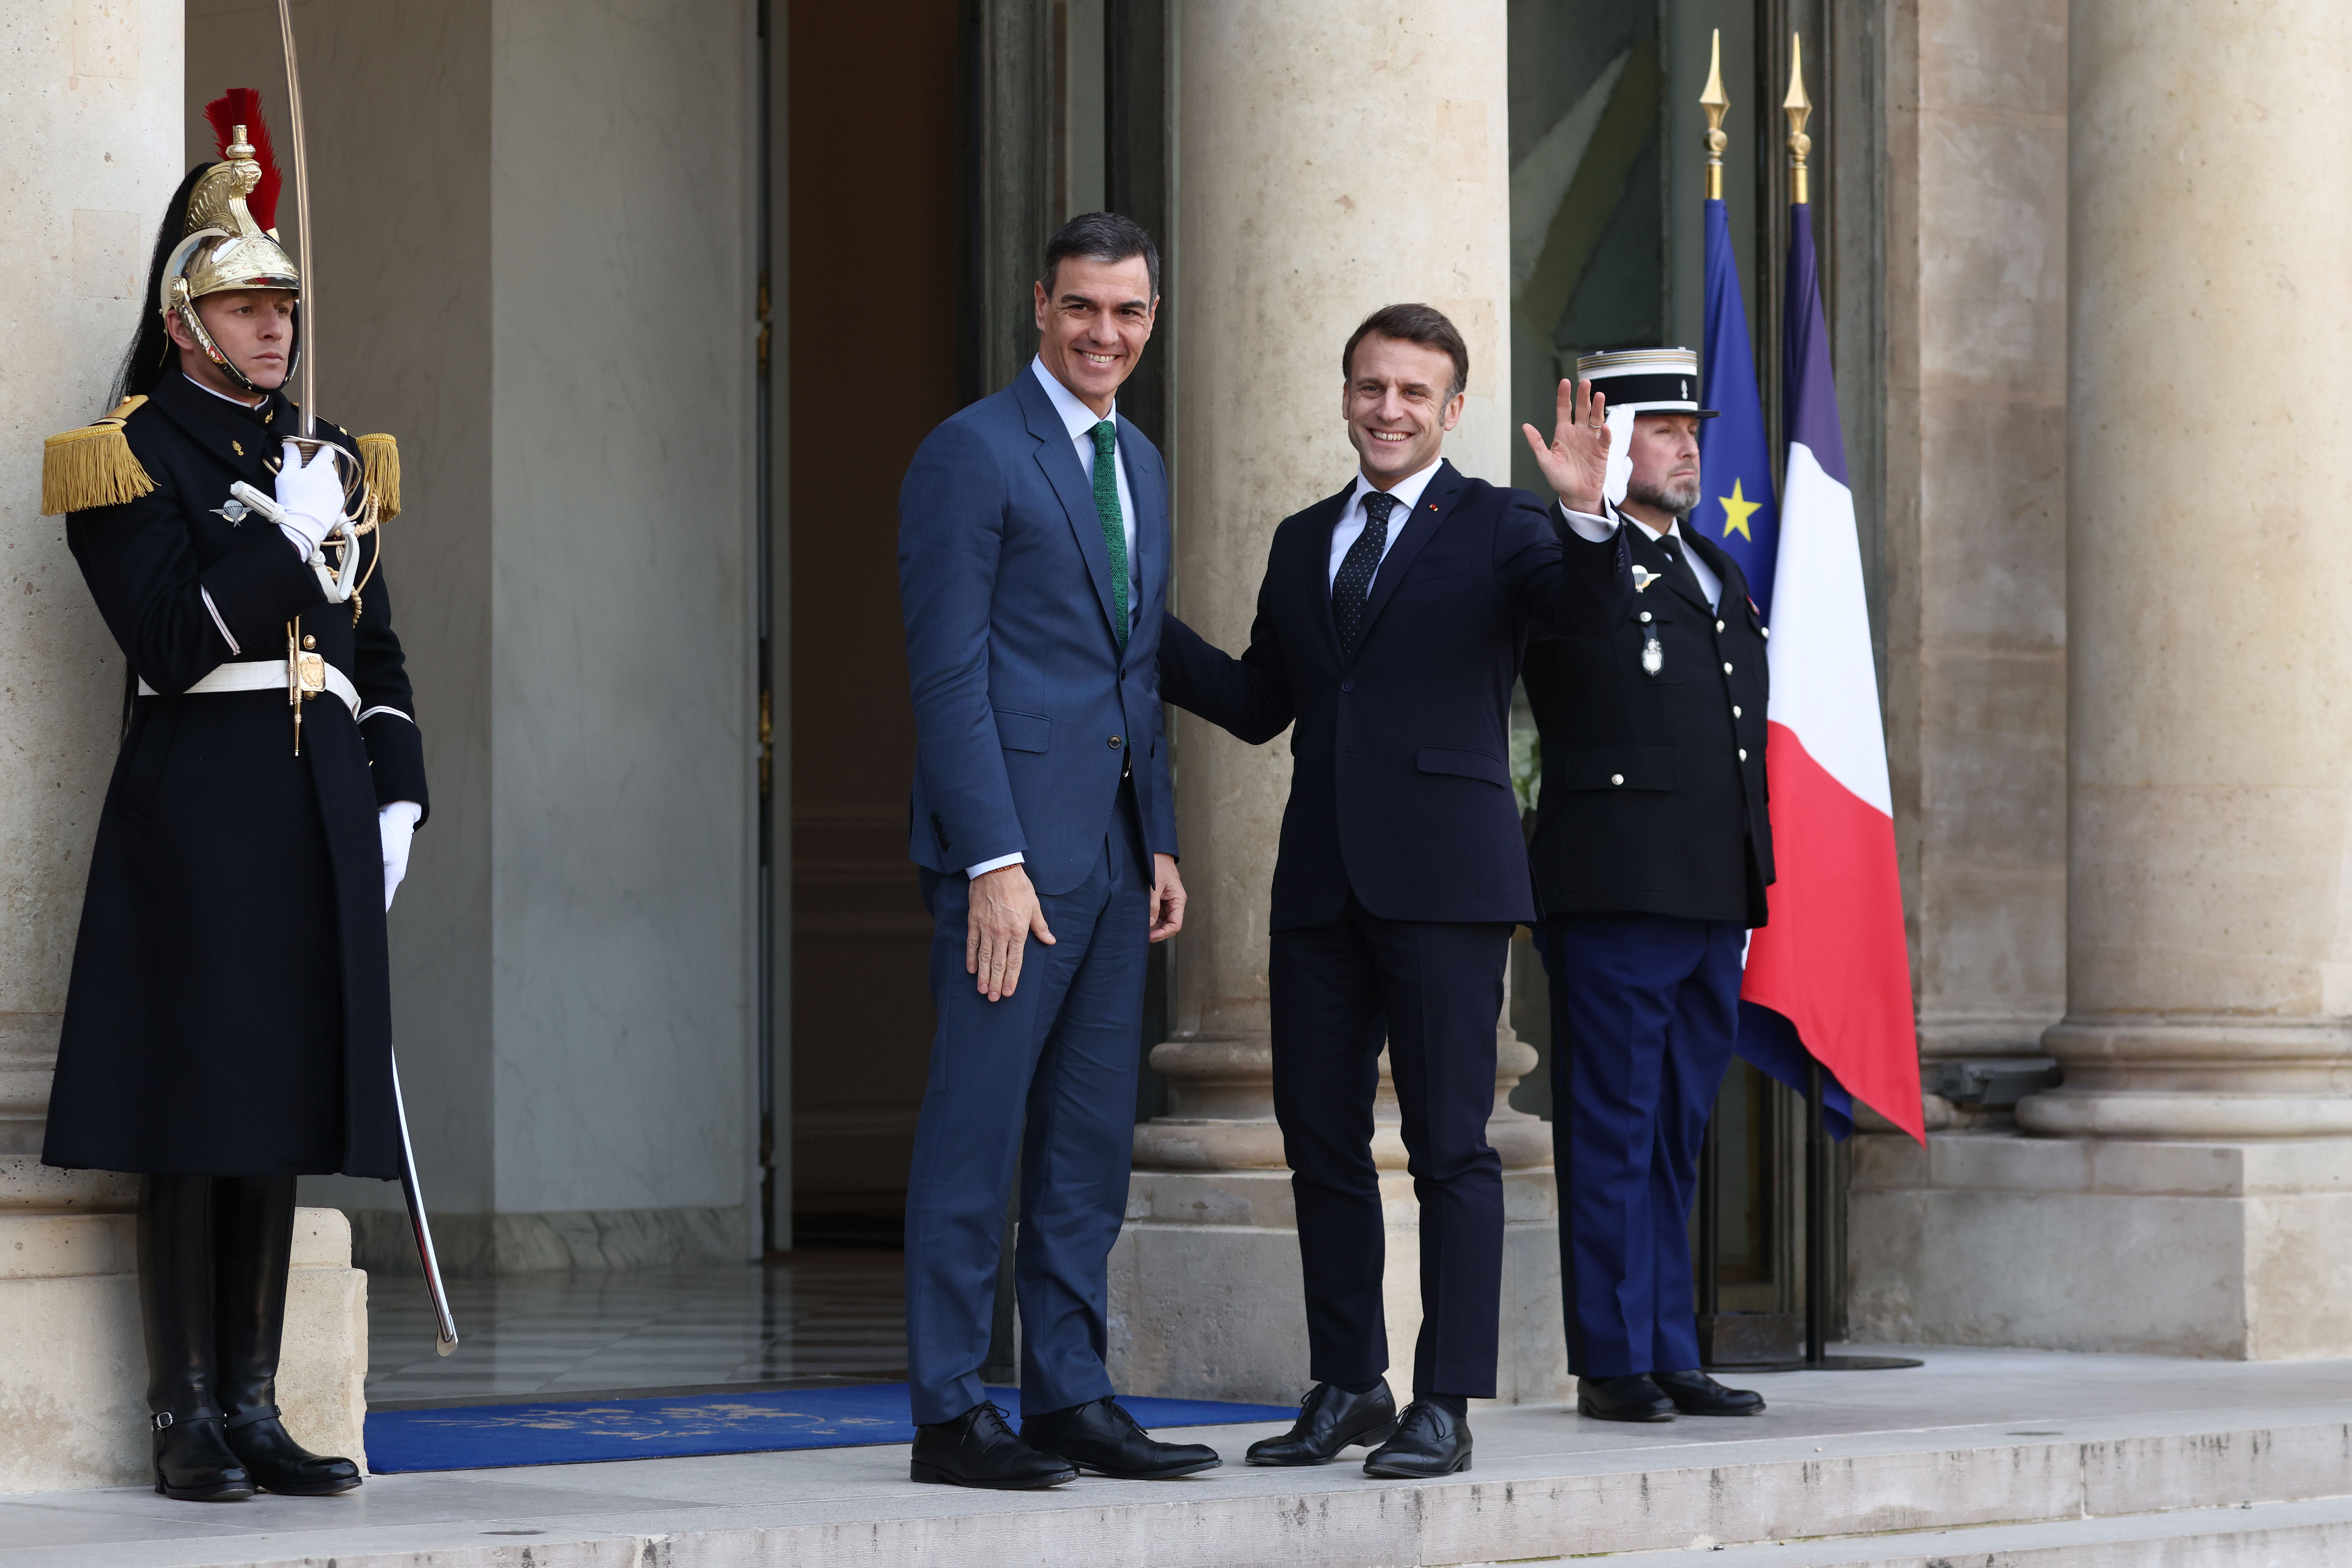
[{"xmin": 1696, "ymin": 28, "xmax": 1728, "ymax": 1349}]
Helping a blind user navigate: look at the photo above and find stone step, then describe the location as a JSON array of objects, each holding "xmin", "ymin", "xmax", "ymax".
[
  {"xmin": 8, "ymin": 1406, "xmax": 2352, "ymax": 1568},
  {"xmin": 1568, "ymin": 1494, "xmax": 2352, "ymax": 1566}
]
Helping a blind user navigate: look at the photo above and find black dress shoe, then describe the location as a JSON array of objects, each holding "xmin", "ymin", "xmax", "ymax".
[
  {"xmin": 910, "ymin": 1402, "xmax": 1078, "ymax": 1489},
  {"xmin": 1652, "ymin": 1369, "xmax": 1767, "ymax": 1416},
  {"xmin": 1246, "ymin": 1381, "xmax": 1399, "ymax": 1466},
  {"xmin": 152, "ymin": 1413, "xmax": 254, "ymax": 1502},
  {"xmin": 1021, "ymin": 1395, "xmax": 1221, "ymax": 1479},
  {"xmin": 1361, "ymin": 1399, "xmax": 1471, "ymax": 1479},
  {"xmin": 1576, "ymin": 1373, "xmax": 1678, "ymax": 1422},
  {"xmin": 225, "ymin": 1406, "xmax": 363, "ymax": 1495}
]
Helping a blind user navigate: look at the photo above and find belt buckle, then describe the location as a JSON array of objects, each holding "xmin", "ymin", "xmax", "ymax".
[{"xmin": 296, "ymin": 651, "xmax": 326, "ymax": 699}]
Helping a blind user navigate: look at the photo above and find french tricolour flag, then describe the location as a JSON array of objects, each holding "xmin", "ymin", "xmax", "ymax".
[{"xmin": 1737, "ymin": 209, "xmax": 1926, "ymax": 1142}]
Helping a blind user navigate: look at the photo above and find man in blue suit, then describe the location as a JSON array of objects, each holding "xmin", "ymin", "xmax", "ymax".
[
  {"xmin": 1158, "ymin": 305, "xmax": 1630, "ymax": 1479},
  {"xmin": 896, "ymin": 213, "xmax": 1214, "ymax": 1490}
]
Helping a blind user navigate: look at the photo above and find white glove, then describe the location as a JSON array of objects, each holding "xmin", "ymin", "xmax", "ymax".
[
  {"xmin": 274, "ymin": 440, "xmax": 343, "ymax": 560},
  {"xmin": 379, "ymin": 800, "xmax": 422, "ymax": 912}
]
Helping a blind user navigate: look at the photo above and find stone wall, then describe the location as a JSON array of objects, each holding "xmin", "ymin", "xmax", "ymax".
[{"xmin": 188, "ymin": 0, "xmax": 762, "ymax": 1266}]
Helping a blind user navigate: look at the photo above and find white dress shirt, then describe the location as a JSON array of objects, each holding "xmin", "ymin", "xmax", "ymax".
[
  {"xmin": 1559, "ymin": 501, "xmax": 1723, "ymax": 611},
  {"xmin": 1328, "ymin": 459, "xmax": 1444, "ymax": 586},
  {"xmin": 969, "ymin": 360, "xmax": 1146, "ymax": 881}
]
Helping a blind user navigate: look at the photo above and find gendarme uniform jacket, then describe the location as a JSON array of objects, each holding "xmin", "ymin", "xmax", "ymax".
[
  {"xmin": 40, "ymin": 371, "xmax": 427, "ymax": 1180},
  {"xmin": 1522, "ymin": 504, "xmax": 1773, "ymax": 927}
]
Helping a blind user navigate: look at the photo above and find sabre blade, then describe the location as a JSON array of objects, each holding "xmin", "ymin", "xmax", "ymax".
[
  {"xmin": 389, "ymin": 1048, "xmax": 459, "ymax": 1353},
  {"xmin": 275, "ymin": 0, "xmax": 315, "ymax": 438}
]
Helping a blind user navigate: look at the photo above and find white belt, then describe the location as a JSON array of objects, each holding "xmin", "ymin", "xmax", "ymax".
[{"xmin": 139, "ymin": 659, "xmax": 360, "ymax": 719}]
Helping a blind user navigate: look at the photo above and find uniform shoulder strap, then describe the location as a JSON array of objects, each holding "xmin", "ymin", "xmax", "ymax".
[{"xmin": 42, "ymin": 396, "xmax": 155, "ymax": 516}]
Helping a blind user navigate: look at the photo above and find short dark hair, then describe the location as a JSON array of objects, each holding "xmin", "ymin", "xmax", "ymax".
[
  {"xmin": 1041, "ymin": 212, "xmax": 1161, "ymax": 300},
  {"xmin": 1343, "ymin": 304, "xmax": 1469, "ymax": 400}
]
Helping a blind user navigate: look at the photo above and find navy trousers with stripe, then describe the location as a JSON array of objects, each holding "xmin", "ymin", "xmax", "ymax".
[{"xmin": 1540, "ymin": 912, "xmax": 1744, "ymax": 1378}]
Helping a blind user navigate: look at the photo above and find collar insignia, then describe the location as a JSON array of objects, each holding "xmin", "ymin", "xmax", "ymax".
[{"xmin": 231, "ymin": 439, "xmax": 244, "ymax": 456}]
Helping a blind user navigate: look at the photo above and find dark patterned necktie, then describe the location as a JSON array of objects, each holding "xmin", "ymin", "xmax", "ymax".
[
  {"xmin": 1090, "ymin": 420, "xmax": 1129, "ymax": 646},
  {"xmin": 1333, "ymin": 490, "xmax": 1401, "ymax": 658}
]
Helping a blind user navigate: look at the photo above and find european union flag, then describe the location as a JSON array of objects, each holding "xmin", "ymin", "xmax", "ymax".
[{"xmin": 1696, "ymin": 196, "xmax": 1780, "ymax": 617}]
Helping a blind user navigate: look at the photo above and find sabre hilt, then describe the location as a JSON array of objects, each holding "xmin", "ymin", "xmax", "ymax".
[{"xmin": 230, "ymin": 471, "xmax": 362, "ymax": 604}]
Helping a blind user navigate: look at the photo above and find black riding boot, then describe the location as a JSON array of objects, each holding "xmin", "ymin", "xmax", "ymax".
[
  {"xmin": 215, "ymin": 1175, "xmax": 362, "ymax": 1495},
  {"xmin": 140, "ymin": 1175, "xmax": 252, "ymax": 1502}
]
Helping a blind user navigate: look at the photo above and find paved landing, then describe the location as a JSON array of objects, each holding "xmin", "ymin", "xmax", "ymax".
[
  {"xmin": 365, "ymin": 1253, "xmax": 907, "ymax": 1403},
  {"xmin": 9, "ymin": 1346, "xmax": 2352, "ymax": 1567}
]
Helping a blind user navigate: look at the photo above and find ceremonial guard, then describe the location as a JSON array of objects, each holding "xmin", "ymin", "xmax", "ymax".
[
  {"xmin": 38, "ymin": 91, "xmax": 426, "ymax": 1501},
  {"xmin": 1519, "ymin": 349, "xmax": 1770, "ymax": 1423}
]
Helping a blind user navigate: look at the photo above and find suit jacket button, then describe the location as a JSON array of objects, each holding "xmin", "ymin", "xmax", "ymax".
[
  {"xmin": 1716, "ymin": 619, "xmax": 1726, "ymax": 633},
  {"xmin": 1739, "ymin": 748, "xmax": 1749, "ymax": 761},
  {"xmin": 1341, "ymin": 679, "xmax": 1355, "ymax": 693},
  {"xmin": 1638, "ymin": 611, "xmax": 1652, "ymax": 624},
  {"xmin": 1732, "ymin": 704, "xmax": 1743, "ymax": 718},
  {"xmin": 1610, "ymin": 773, "xmax": 1625, "ymax": 786},
  {"xmin": 1109, "ymin": 736, "xmax": 1123, "ymax": 750},
  {"xmin": 1723, "ymin": 661, "xmax": 1734, "ymax": 674}
]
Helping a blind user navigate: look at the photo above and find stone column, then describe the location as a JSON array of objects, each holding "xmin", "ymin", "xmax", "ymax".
[
  {"xmin": 1107, "ymin": 0, "xmax": 1565, "ymax": 1407},
  {"xmin": 1857, "ymin": 0, "xmax": 2352, "ymax": 1360},
  {"xmin": 0, "ymin": 0, "xmax": 365, "ymax": 1491}
]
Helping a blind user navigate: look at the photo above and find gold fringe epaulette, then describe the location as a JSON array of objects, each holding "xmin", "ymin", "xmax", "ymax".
[
  {"xmin": 41, "ymin": 396, "xmax": 154, "ymax": 516},
  {"xmin": 356, "ymin": 433, "xmax": 400, "ymax": 519}
]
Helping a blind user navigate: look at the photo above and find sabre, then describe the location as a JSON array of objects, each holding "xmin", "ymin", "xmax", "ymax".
[
  {"xmin": 276, "ymin": 0, "xmax": 319, "ymax": 443},
  {"xmin": 271, "ymin": 0, "xmax": 364, "ymax": 535},
  {"xmin": 269, "ymin": 1, "xmax": 450, "ymax": 1351},
  {"xmin": 390, "ymin": 1050, "xmax": 460, "ymax": 1355}
]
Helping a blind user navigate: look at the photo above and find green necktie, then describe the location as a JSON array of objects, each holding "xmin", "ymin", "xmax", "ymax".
[{"xmin": 1089, "ymin": 420, "xmax": 1130, "ymax": 647}]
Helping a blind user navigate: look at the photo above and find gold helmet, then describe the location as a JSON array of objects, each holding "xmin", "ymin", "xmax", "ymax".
[{"xmin": 163, "ymin": 90, "xmax": 299, "ymax": 395}]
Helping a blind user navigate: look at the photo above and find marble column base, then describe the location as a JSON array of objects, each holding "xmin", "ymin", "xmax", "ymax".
[
  {"xmin": 0, "ymin": 1208, "xmax": 366, "ymax": 1493},
  {"xmin": 347, "ymin": 1203, "xmax": 752, "ymax": 1276},
  {"xmin": 1849, "ymin": 1131, "xmax": 2352, "ymax": 1359},
  {"xmin": 1105, "ymin": 1166, "xmax": 1569, "ymax": 1407}
]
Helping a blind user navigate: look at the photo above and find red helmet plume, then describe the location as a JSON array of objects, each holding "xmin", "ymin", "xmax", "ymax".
[{"xmin": 202, "ymin": 88, "xmax": 282, "ymax": 233}]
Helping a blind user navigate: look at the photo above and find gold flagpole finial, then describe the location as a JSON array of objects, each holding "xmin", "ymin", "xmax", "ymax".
[
  {"xmin": 1700, "ymin": 28, "xmax": 1729, "ymax": 202},
  {"xmin": 1784, "ymin": 31, "xmax": 1813, "ymax": 206}
]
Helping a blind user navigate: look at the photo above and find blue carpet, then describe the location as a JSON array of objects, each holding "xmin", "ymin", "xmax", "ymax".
[{"xmin": 365, "ymin": 1384, "xmax": 1300, "ymax": 1473}]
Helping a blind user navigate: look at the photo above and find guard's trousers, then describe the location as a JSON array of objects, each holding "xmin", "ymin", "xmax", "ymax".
[
  {"xmin": 902, "ymin": 784, "xmax": 1148, "ymax": 1426},
  {"xmin": 1540, "ymin": 912, "xmax": 1743, "ymax": 1378},
  {"xmin": 1271, "ymin": 898, "xmax": 1512, "ymax": 1399}
]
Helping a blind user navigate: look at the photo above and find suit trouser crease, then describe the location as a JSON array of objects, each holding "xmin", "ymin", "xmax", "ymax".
[
  {"xmin": 1542, "ymin": 914, "xmax": 1742, "ymax": 1378},
  {"xmin": 904, "ymin": 792, "xmax": 1147, "ymax": 1426},
  {"xmin": 1271, "ymin": 900, "xmax": 1508, "ymax": 1399}
]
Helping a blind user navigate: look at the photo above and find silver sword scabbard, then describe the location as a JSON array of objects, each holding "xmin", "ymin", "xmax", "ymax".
[{"xmin": 388, "ymin": 1048, "xmax": 459, "ymax": 1355}]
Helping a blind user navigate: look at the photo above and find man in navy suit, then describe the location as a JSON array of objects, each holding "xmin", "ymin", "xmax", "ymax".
[
  {"xmin": 896, "ymin": 213, "xmax": 1215, "ymax": 1489},
  {"xmin": 1158, "ymin": 304, "xmax": 1629, "ymax": 1478}
]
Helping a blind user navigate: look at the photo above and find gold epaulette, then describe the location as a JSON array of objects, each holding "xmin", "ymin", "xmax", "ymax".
[
  {"xmin": 356, "ymin": 432, "xmax": 400, "ymax": 519},
  {"xmin": 41, "ymin": 396, "xmax": 154, "ymax": 516}
]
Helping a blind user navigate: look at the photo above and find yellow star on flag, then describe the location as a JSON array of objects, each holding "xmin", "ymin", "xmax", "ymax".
[{"xmin": 1717, "ymin": 477, "xmax": 1762, "ymax": 541}]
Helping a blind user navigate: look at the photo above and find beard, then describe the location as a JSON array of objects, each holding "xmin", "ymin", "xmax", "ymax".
[{"xmin": 1627, "ymin": 472, "xmax": 1702, "ymax": 517}]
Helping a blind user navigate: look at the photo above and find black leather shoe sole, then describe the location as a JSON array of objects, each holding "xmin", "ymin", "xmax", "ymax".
[
  {"xmin": 255, "ymin": 1473, "xmax": 365, "ymax": 1495},
  {"xmin": 1576, "ymin": 1396, "xmax": 1676, "ymax": 1423},
  {"xmin": 1361, "ymin": 1448, "xmax": 1470, "ymax": 1479},
  {"xmin": 1251, "ymin": 1420, "xmax": 1392, "ymax": 1467},
  {"xmin": 909, "ymin": 1458, "xmax": 1078, "ymax": 1489},
  {"xmin": 1665, "ymin": 1398, "xmax": 1765, "ymax": 1417},
  {"xmin": 154, "ymin": 1475, "xmax": 254, "ymax": 1502},
  {"xmin": 1063, "ymin": 1452, "xmax": 1222, "ymax": 1480}
]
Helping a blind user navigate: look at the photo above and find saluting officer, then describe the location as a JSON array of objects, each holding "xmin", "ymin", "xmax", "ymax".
[
  {"xmin": 37, "ymin": 95, "xmax": 425, "ymax": 1501},
  {"xmin": 1517, "ymin": 349, "xmax": 1771, "ymax": 1423}
]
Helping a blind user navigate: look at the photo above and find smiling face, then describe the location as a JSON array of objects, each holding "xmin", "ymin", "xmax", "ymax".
[
  {"xmin": 1341, "ymin": 333, "xmax": 1464, "ymax": 488},
  {"xmin": 167, "ymin": 288, "xmax": 295, "ymax": 398},
  {"xmin": 1033, "ymin": 254, "xmax": 1157, "ymax": 417},
  {"xmin": 1623, "ymin": 411, "xmax": 1704, "ymax": 518}
]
